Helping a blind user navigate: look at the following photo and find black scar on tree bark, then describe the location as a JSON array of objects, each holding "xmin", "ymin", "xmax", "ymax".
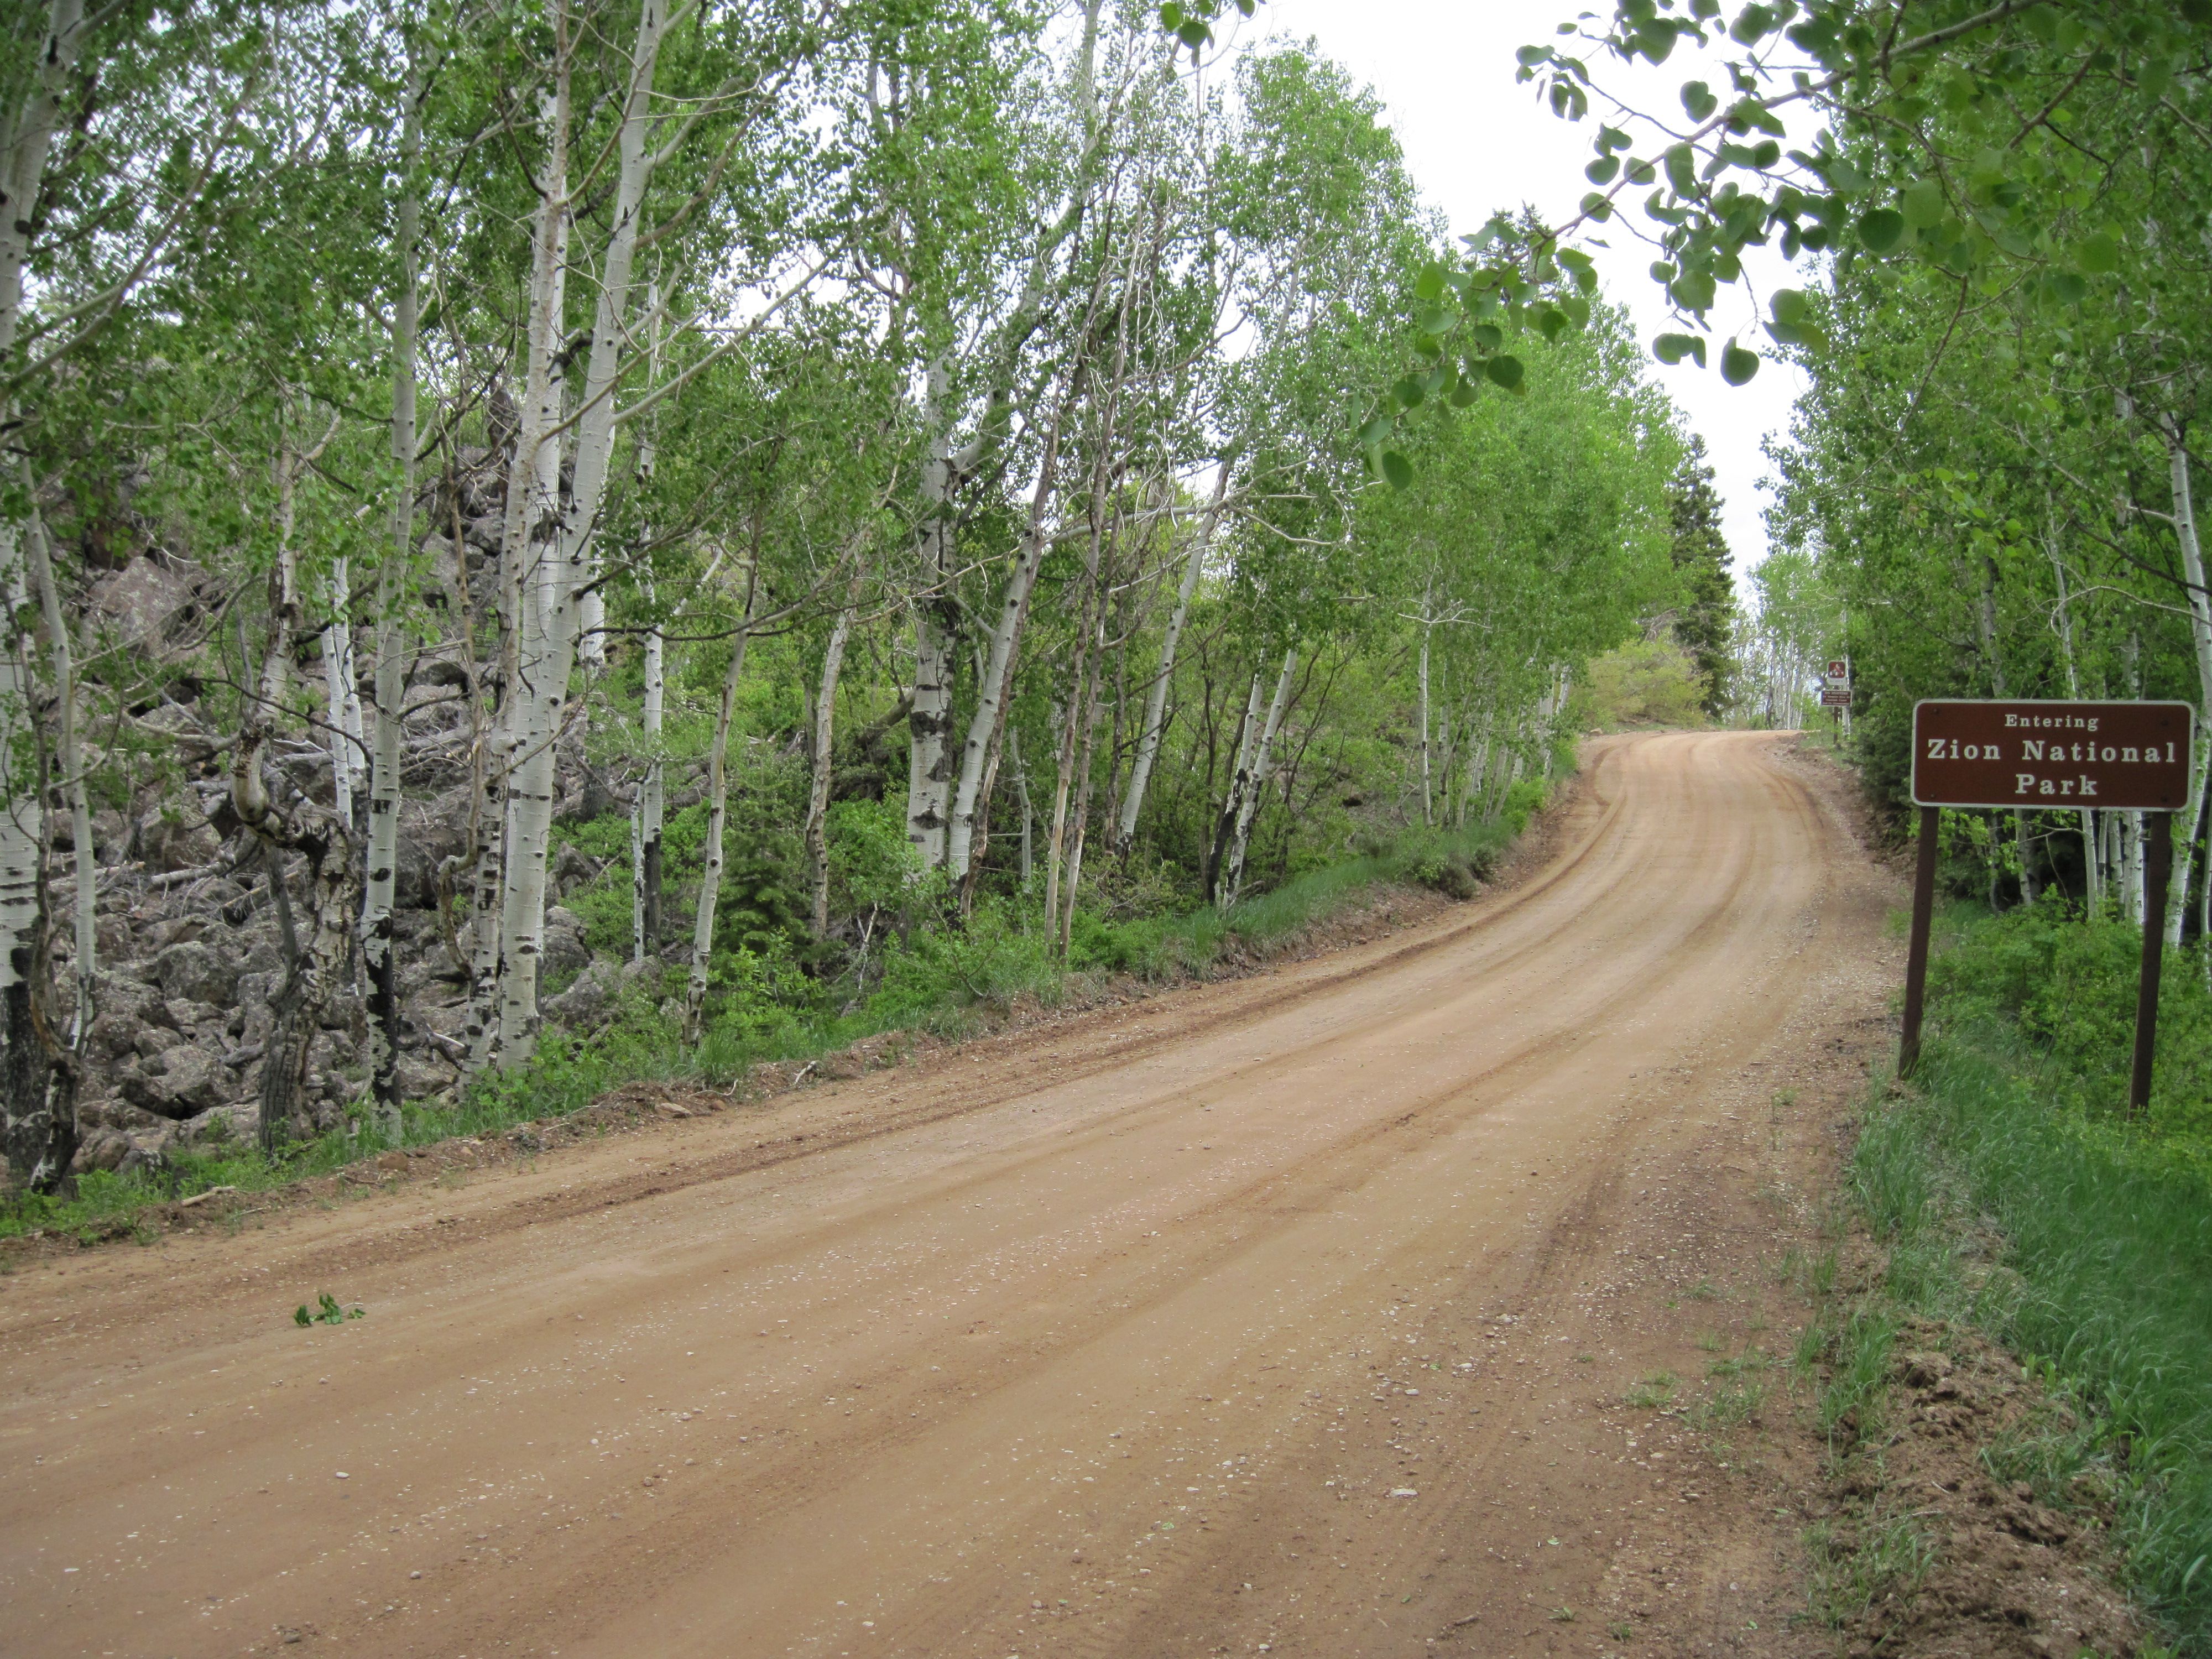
[
  {"xmin": 257, "ymin": 818, "xmax": 358, "ymax": 1155},
  {"xmin": 1, "ymin": 935, "xmax": 79, "ymax": 1194}
]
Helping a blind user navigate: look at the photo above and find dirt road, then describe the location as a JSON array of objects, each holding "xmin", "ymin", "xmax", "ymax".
[{"xmin": 1, "ymin": 732, "xmax": 1899, "ymax": 1658}]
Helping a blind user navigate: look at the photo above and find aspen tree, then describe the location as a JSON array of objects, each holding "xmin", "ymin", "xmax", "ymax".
[
  {"xmin": 1119, "ymin": 457, "xmax": 1226, "ymax": 848},
  {"xmin": 232, "ymin": 413, "xmax": 360, "ymax": 1152},
  {"xmin": 467, "ymin": 48, "xmax": 573, "ymax": 1074},
  {"xmin": 1215, "ymin": 646, "xmax": 1295, "ymax": 907},
  {"xmin": 685, "ymin": 551, "xmax": 759, "ymax": 1039},
  {"xmin": 363, "ymin": 39, "xmax": 423, "ymax": 1133},
  {"xmin": 0, "ymin": 0, "xmax": 87, "ymax": 1189},
  {"xmin": 806, "ymin": 597, "xmax": 857, "ymax": 940}
]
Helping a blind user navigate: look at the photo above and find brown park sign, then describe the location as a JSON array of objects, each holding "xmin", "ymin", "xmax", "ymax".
[{"xmin": 1911, "ymin": 699, "xmax": 2194, "ymax": 811}]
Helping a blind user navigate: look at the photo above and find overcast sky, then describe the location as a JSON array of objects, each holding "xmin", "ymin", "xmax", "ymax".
[{"xmin": 1223, "ymin": 0, "xmax": 1813, "ymax": 579}]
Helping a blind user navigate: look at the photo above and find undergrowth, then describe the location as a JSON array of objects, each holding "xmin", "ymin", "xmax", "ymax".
[
  {"xmin": 0, "ymin": 803, "xmax": 1541, "ymax": 1244},
  {"xmin": 1823, "ymin": 899, "xmax": 2212, "ymax": 1651}
]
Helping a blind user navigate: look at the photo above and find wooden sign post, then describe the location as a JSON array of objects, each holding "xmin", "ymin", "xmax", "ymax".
[{"xmin": 1901, "ymin": 699, "xmax": 2194, "ymax": 1112}]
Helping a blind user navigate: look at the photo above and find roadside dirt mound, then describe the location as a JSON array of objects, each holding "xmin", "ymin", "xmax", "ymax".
[{"xmin": 1817, "ymin": 1318, "xmax": 2150, "ymax": 1659}]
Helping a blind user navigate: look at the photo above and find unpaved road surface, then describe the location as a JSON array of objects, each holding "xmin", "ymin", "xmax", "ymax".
[{"xmin": 1, "ymin": 732, "xmax": 1898, "ymax": 1658}]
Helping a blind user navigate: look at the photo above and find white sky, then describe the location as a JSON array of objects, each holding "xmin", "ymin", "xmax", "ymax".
[{"xmin": 1228, "ymin": 0, "xmax": 1814, "ymax": 578}]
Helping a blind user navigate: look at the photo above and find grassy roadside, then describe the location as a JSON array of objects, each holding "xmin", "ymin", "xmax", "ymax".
[
  {"xmin": 1804, "ymin": 898, "xmax": 2212, "ymax": 1654},
  {"xmin": 2, "ymin": 787, "xmax": 1552, "ymax": 1245}
]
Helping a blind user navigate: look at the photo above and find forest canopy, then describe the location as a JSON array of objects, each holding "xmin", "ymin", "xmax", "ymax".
[{"xmin": 0, "ymin": 0, "xmax": 1695, "ymax": 1194}]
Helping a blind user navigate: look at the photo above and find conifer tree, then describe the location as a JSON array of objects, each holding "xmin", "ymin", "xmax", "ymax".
[{"xmin": 1666, "ymin": 436, "xmax": 1736, "ymax": 721}]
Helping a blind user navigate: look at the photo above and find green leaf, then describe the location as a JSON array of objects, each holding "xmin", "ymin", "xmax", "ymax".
[
  {"xmin": 1652, "ymin": 332, "xmax": 1705, "ymax": 367},
  {"xmin": 1681, "ymin": 80, "xmax": 1719, "ymax": 122},
  {"xmin": 1381, "ymin": 450, "xmax": 1414, "ymax": 491},
  {"xmin": 1417, "ymin": 306, "xmax": 1457, "ymax": 338},
  {"xmin": 1393, "ymin": 374, "xmax": 1427, "ymax": 409},
  {"xmin": 1471, "ymin": 323, "xmax": 1503, "ymax": 351},
  {"xmin": 1769, "ymin": 288, "xmax": 1809, "ymax": 326},
  {"xmin": 2079, "ymin": 231, "xmax": 2120, "ymax": 274},
  {"xmin": 1484, "ymin": 353, "xmax": 1526, "ymax": 389},
  {"xmin": 1516, "ymin": 44, "xmax": 1552, "ymax": 66},
  {"xmin": 1414, "ymin": 263, "xmax": 1446, "ymax": 302},
  {"xmin": 1636, "ymin": 19, "xmax": 1681, "ymax": 64},
  {"xmin": 1901, "ymin": 178, "xmax": 1946, "ymax": 229},
  {"xmin": 1720, "ymin": 341, "xmax": 1760, "ymax": 384},
  {"xmin": 1670, "ymin": 268, "xmax": 1717, "ymax": 313},
  {"xmin": 1856, "ymin": 208, "xmax": 1905, "ymax": 252},
  {"xmin": 1729, "ymin": 4, "xmax": 1776, "ymax": 45},
  {"xmin": 295, "ymin": 1305, "xmax": 312, "ymax": 1327},
  {"xmin": 1765, "ymin": 317, "xmax": 1825, "ymax": 352},
  {"xmin": 1585, "ymin": 154, "xmax": 1620, "ymax": 185},
  {"xmin": 1357, "ymin": 414, "xmax": 1394, "ymax": 447},
  {"xmin": 1448, "ymin": 381, "xmax": 1481, "ymax": 408},
  {"xmin": 1664, "ymin": 144, "xmax": 1697, "ymax": 195}
]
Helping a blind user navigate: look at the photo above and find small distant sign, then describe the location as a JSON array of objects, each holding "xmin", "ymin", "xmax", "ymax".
[
  {"xmin": 1824, "ymin": 659, "xmax": 1850, "ymax": 682},
  {"xmin": 1912, "ymin": 700, "xmax": 2193, "ymax": 810},
  {"xmin": 1820, "ymin": 687, "xmax": 1852, "ymax": 706}
]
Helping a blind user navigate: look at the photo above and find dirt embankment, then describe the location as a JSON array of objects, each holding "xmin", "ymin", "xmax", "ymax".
[{"xmin": 0, "ymin": 732, "xmax": 2157, "ymax": 1659}]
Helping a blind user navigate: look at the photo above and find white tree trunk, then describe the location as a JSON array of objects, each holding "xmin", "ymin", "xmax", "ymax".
[
  {"xmin": 0, "ymin": 1, "xmax": 87, "ymax": 1190},
  {"xmin": 497, "ymin": 0, "xmax": 667, "ymax": 1060},
  {"xmin": 1417, "ymin": 612, "xmax": 1433, "ymax": 827},
  {"xmin": 630, "ymin": 285, "xmax": 667, "ymax": 963},
  {"xmin": 907, "ymin": 358, "xmax": 958, "ymax": 869},
  {"xmin": 633, "ymin": 615, "xmax": 665, "ymax": 962},
  {"xmin": 22, "ymin": 499, "xmax": 89, "ymax": 1047},
  {"xmin": 0, "ymin": 1, "xmax": 84, "ymax": 361},
  {"xmin": 807, "ymin": 604, "xmax": 854, "ymax": 938},
  {"xmin": 232, "ymin": 432, "xmax": 361, "ymax": 1152},
  {"xmin": 471, "ymin": 61, "xmax": 573, "ymax": 1072},
  {"xmin": 686, "ymin": 560, "xmax": 759, "ymax": 1039},
  {"xmin": 1218, "ymin": 648, "xmax": 1296, "ymax": 907},
  {"xmin": 362, "ymin": 48, "xmax": 420, "ymax": 1136},
  {"xmin": 1010, "ymin": 728, "xmax": 1035, "ymax": 891},
  {"xmin": 947, "ymin": 408, "xmax": 1072, "ymax": 879},
  {"xmin": 322, "ymin": 564, "xmax": 360, "ymax": 828},
  {"xmin": 1119, "ymin": 458, "xmax": 1225, "ymax": 848},
  {"xmin": 2161, "ymin": 418, "xmax": 2212, "ymax": 945},
  {"xmin": 0, "ymin": 516, "xmax": 43, "ymax": 1016}
]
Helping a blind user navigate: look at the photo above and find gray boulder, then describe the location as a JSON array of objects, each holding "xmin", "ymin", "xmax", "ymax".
[
  {"xmin": 542, "ymin": 906, "xmax": 591, "ymax": 975},
  {"xmin": 70, "ymin": 1127, "xmax": 132, "ymax": 1174},
  {"xmin": 136, "ymin": 808, "xmax": 222, "ymax": 873},
  {"xmin": 121, "ymin": 1044, "xmax": 227, "ymax": 1119},
  {"xmin": 545, "ymin": 954, "xmax": 617, "ymax": 1026},
  {"xmin": 393, "ymin": 835, "xmax": 441, "ymax": 909},
  {"xmin": 392, "ymin": 1054, "xmax": 452, "ymax": 1102},
  {"xmin": 85, "ymin": 1006, "xmax": 150, "ymax": 1062},
  {"xmin": 152, "ymin": 940, "xmax": 240, "ymax": 1007},
  {"xmin": 90, "ymin": 559, "xmax": 201, "ymax": 651}
]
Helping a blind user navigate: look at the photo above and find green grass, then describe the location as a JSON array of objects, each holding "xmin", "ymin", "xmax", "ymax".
[
  {"xmin": 1, "ymin": 799, "xmax": 1546, "ymax": 1244},
  {"xmin": 1841, "ymin": 900, "xmax": 2212, "ymax": 1650}
]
